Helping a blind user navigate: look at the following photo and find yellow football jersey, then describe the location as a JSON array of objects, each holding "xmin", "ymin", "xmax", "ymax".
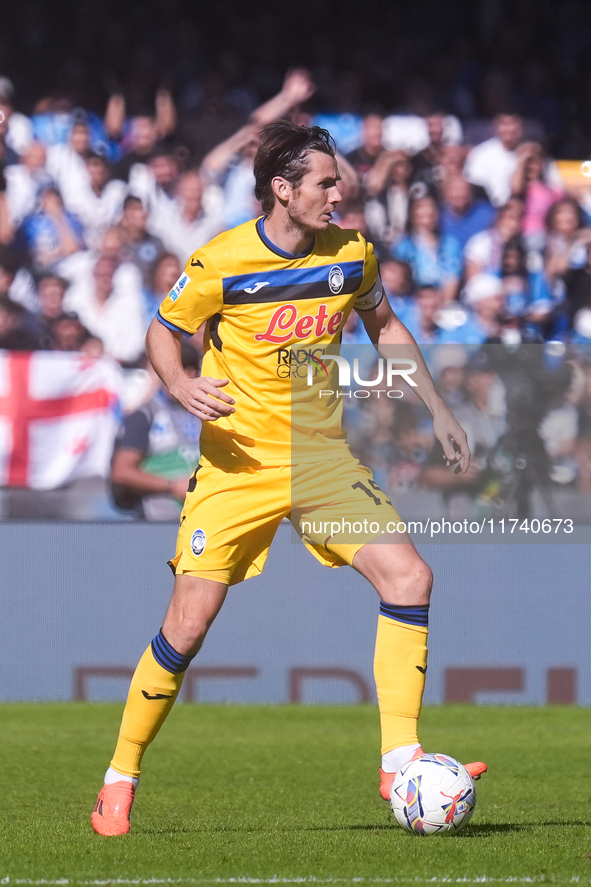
[{"xmin": 157, "ymin": 217, "xmax": 382, "ymax": 469}]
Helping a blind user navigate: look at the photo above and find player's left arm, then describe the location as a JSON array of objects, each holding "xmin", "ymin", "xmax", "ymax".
[{"xmin": 359, "ymin": 294, "xmax": 471, "ymax": 474}]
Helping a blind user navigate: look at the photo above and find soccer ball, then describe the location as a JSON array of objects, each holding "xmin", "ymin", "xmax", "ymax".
[{"xmin": 389, "ymin": 753, "xmax": 476, "ymax": 835}]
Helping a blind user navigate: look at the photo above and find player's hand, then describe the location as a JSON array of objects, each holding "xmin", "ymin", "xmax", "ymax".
[
  {"xmin": 432, "ymin": 408, "xmax": 471, "ymax": 475},
  {"xmin": 171, "ymin": 376, "xmax": 235, "ymax": 422}
]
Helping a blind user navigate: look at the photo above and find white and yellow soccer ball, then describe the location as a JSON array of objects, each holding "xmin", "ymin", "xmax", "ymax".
[{"xmin": 389, "ymin": 753, "xmax": 476, "ymax": 835}]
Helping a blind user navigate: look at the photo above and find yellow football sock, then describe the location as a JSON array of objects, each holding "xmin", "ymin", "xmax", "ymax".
[
  {"xmin": 110, "ymin": 636, "xmax": 188, "ymax": 778},
  {"xmin": 374, "ymin": 604, "xmax": 429, "ymax": 754}
]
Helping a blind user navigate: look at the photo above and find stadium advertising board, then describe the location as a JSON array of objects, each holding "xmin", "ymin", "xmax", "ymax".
[{"xmin": 1, "ymin": 521, "xmax": 588, "ymax": 705}]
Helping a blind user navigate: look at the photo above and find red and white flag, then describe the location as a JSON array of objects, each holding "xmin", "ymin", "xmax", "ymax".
[{"xmin": 0, "ymin": 351, "xmax": 123, "ymax": 490}]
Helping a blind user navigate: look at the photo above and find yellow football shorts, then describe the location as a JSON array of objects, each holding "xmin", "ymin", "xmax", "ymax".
[{"xmin": 169, "ymin": 456, "xmax": 403, "ymax": 586}]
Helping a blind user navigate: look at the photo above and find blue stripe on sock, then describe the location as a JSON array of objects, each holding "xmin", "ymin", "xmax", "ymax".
[
  {"xmin": 379, "ymin": 602, "xmax": 429, "ymax": 627},
  {"xmin": 151, "ymin": 630, "xmax": 194, "ymax": 673}
]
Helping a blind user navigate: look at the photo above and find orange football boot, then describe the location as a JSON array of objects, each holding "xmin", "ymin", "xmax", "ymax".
[
  {"xmin": 379, "ymin": 746, "xmax": 424, "ymax": 801},
  {"xmin": 379, "ymin": 750, "xmax": 487, "ymax": 801},
  {"xmin": 91, "ymin": 781, "xmax": 135, "ymax": 835}
]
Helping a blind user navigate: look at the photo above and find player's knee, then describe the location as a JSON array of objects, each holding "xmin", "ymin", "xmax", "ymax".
[
  {"xmin": 415, "ymin": 560, "xmax": 433, "ymax": 598},
  {"xmin": 378, "ymin": 557, "xmax": 432, "ymax": 604},
  {"xmin": 401, "ymin": 560, "xmax": 432, "ymax": 601},
  {"xmin": 181, "ymin": 614, "xmax": 211, "ymax": 644},
  {"xmin": 162, "ymin": 613, "xmax": 210, "ymax": 655}
]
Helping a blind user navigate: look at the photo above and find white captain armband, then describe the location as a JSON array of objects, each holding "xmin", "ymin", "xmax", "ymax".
[{"xmin": 354, "ymin": 275, "xmax": 385, "ymax": 312}]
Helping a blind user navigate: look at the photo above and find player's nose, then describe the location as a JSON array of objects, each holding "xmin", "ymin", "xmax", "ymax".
[{"xmin": 329, "ymin": 185, "xmax": 342, "ymax": 205}]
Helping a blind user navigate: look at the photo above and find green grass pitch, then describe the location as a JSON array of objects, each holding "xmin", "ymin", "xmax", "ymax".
[{"xmin": 2, "ymin": 703, "xmax": 591, "ymax": 885}]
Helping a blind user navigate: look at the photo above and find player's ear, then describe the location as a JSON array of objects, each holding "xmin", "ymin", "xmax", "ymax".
[{"xmin": 271, "ymin": 176, "xmax": 292, "ymax": 205}]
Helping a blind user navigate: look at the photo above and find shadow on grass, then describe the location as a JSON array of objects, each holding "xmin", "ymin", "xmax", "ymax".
[
  {"xmin": 139, "ymin": 819, "xmax": 591, "ymax": 837},
  {"xmin": 441, "ymin": 821, "xmax": 591, "ymax": 837},
  {"xmin": 306, "ymin": 823, "xmax": 527, "ymax": 835}
]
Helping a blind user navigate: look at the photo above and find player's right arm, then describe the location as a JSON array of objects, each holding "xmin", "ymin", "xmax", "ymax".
[
  {"xmin": 151, "ymin": 247, "xmax": 236, "ymax": 422},
  {"xmin": 145, "ymin": 318, "xmax": 235, "ymax": 422}
]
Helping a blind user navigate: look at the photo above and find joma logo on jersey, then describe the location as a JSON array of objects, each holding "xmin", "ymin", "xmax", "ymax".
[{"xmin": 255, "ymin": 303, "xmax": 343, "ymax": 344}]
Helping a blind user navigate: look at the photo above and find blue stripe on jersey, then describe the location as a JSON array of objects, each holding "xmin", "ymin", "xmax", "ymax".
[
  {"xmin": 156, "ymin": 311, "xmax": 194, "ymax": 337},
  {"xmin": 151, "ymin": 629, "xmax": 194, "ymax": 673},
  {"xmin": 379, "ymin": 602, "xmax": 429, "ymax": 627},
  {"xmin": 256, "ymin": 217, "xmax": 314, "ymax": 258},
  {"xmin": 222, "ymin": 261, "xmax": 365, "ymax": 305}
]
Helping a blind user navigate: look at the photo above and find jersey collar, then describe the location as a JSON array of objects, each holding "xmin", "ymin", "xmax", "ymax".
[{"xmin": 256, "ymin": 216, "xmax": 314, "ymax": 259}]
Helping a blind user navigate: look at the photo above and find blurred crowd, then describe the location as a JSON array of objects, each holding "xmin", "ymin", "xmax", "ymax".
[
  {"xmin": 0, "ymin": 21, "xmax": 591, "ymax": 517},
  {"xmin": 3, "ymin": 65, "xmax": 591, "ymax": 370},
  {"xmin": 343, "ymin": 343, "xmax": 591, "ymax": 521}
]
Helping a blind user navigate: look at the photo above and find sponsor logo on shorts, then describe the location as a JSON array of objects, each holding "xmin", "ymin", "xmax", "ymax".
[
  {"xmin": 328, "ymin": 265, "xmax": 344, "ymax": 294},
  {"xmin": 190, "ymin": 528, "xmax": 206, "ymax": 556},
  {"xmin": 169, "ymin": 272, "xmax": 190, "ymax": 302}
]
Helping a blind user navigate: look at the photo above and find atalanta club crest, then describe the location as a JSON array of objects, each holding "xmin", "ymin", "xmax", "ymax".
[
  {"xmin": 190, "ymin": 528, "xmax": 206, "ymax": 556},
  {"xmin": 328, "ymin": 265, "xmax": 344, "ymax": 294}
]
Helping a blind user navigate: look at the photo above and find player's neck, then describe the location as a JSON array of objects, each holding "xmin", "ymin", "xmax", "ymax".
[{"xmin": 262, "ymin": 213, "xmax": 314, "ymax": 257}]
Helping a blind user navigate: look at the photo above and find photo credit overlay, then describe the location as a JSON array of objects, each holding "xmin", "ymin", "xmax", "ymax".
[{"xmin": 290, "ymin": 343, "xmax": 591, "ymax": 545}]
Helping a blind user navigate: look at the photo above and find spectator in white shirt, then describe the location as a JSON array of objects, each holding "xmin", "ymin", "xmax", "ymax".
[
  {"xmin": 0, "ymin": 77, "xmax": 33, "ymax": 156},
  {"xmin": 63, "ymin": 255, "xmax": 146, "ymax": 364},
  {"xmin": 200, "ymin": 124, "xmax": 259, "ymax": 230},
  {"xmin": 464, "ymin": 111, "xmax": 561, "ymax": 208},
  {"xmin": 129, "ymin": 147, "xmax": 179, "ymax": 220},
  {"xmin": 148, "ymin": 170, "xmax": 224, "ymax": 264},
  {"xmin": 464, "ymin": 112, "xmax": 525, "ymax": 207},
  {"xmin": 5, "ymin": 141, "xmax": 53, "ymax": 228},
  {"xmin": 65, "ymin": 152, "xmax": 127, "ymax": 251},
  {"xmin": 46, "ymin": 120, "xmax": 92, "ymax": 211}
]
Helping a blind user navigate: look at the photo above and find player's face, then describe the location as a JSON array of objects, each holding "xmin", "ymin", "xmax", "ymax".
[{"xmin": 287, "ymin": 151, "xmax": 342, "ymax": 233}]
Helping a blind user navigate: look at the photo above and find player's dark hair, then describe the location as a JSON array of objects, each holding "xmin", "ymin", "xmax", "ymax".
[{"xmin": 253, "ymin": 122, "xmax": 336, "ymax": 214}]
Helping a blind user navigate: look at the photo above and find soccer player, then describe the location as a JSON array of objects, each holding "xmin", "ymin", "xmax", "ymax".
[{"xmin": 91, "ymin": 122, "xmax": 486, "ymax": 836}]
